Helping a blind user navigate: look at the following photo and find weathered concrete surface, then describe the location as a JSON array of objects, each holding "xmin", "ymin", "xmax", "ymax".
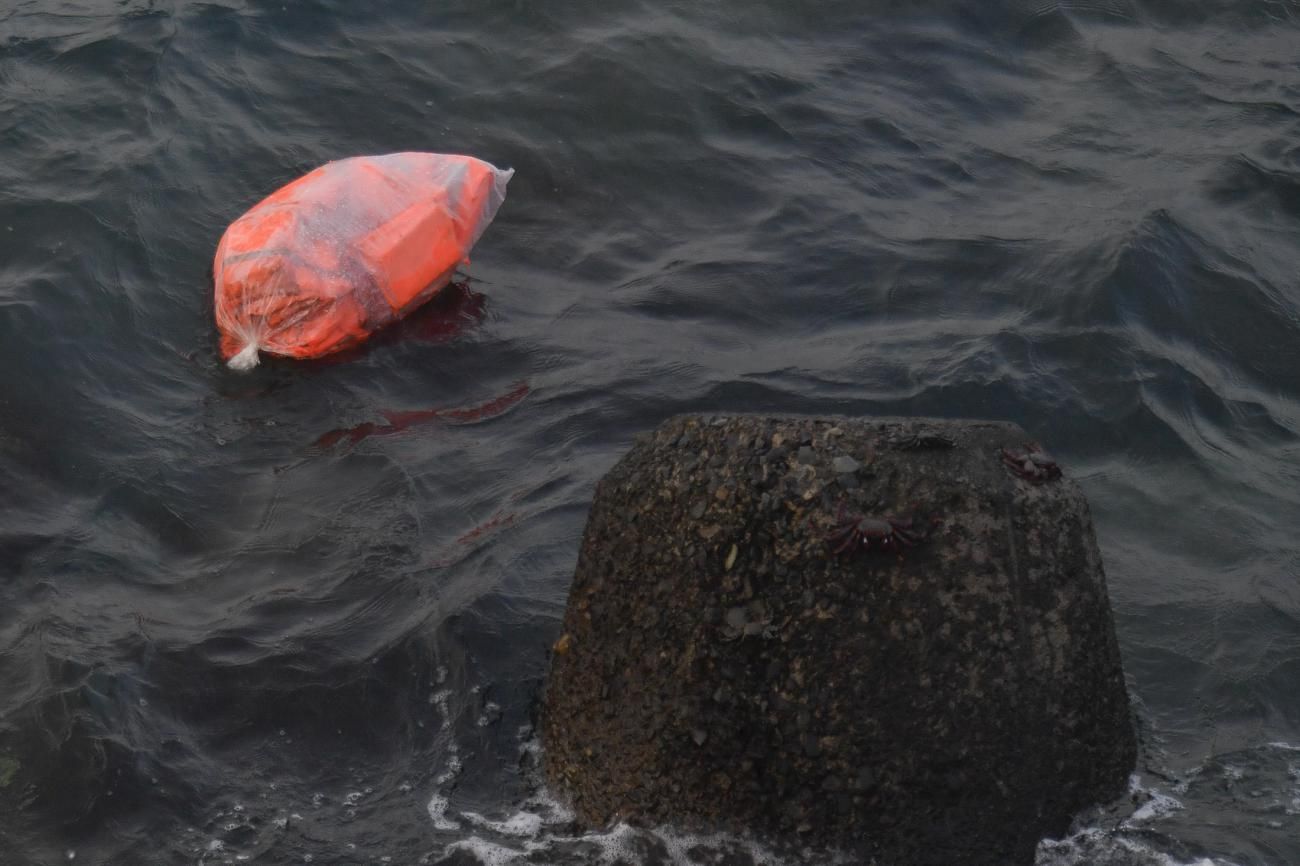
[{"xmin": 543, "ymin": 414, "xmax": 1136, "ymax": 866}]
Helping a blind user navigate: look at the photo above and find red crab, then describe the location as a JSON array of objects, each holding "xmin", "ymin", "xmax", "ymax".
[
  {"xmin": 825, "ymin": 504, "xmax": 921, "ymax": 556},
  {"xmin": 1001, "ymin": 443, "xmax": 1061, "ymax": 484}
]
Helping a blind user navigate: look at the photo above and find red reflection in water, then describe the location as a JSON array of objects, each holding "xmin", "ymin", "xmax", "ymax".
[
  {"xmin": 454, "ymin": 509, "xmax": 517, "ymax": 546},
  {"xmin": 388, "ymin": 280, "xmax": 487, "ymax": 345},
  {"xmin": 314, "ymin": 381, "xmax": 530, "ymax": 449},
  {"xmin": 434, "ymin": 486, "xmax": 534, "ymax": 568},
  {"xmin": 429, "ymin": 505, "xmax": 522, "ymax": 568}
]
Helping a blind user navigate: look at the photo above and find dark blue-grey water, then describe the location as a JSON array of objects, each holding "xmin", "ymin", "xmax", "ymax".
[{"xmin": 2, "ymin": 1, "xmax": 1299, "ymax": 864}]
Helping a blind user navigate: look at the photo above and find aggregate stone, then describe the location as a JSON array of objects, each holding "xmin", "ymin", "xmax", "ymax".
[{"xmin": 542, "ymin": 414, "xmax": 1136, "ymax": 866}]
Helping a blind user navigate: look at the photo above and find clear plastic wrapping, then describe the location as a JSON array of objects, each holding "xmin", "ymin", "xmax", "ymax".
[{"xmin": 214, "ymin": 152, "xmax": 513, "ymax": 370}]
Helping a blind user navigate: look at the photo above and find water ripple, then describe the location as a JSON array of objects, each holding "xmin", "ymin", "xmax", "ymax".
[{"xmin": 3, "ymin": 1, "xmax": 1300, "ymax": 863}]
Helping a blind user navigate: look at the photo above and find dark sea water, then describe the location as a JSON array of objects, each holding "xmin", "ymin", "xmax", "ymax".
[{"xmin": 2, "ymin": 0, "xmax": 1300, "ymax": 864}]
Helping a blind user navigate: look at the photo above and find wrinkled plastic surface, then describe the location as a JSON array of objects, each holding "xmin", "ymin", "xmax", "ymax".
[{"xmin": 214, "ymin": 152, "xmax": 513, "ymax": 370}]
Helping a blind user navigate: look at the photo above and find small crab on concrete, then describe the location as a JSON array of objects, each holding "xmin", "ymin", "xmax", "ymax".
[
  {"xmin": 825, "ymin": 503, "xmax": 921, "ymax": 556},
  {"xmin": 1001, "ymin": 442, "xmax": 1062, "ymax": 484}
]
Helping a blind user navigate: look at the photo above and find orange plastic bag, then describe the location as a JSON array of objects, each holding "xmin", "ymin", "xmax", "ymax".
[{"xmin": 213, "ymin": 152, "xmax": 513, "ymax": 370}]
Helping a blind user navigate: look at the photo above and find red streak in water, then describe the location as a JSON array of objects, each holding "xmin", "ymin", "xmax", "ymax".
[
  {"xmin": 454, "ymin": 509, "xmax": 517, "ymax": 545},
  {"xmin": 314, "ymin": 381, "xmax": 530, "ymax": 449}
]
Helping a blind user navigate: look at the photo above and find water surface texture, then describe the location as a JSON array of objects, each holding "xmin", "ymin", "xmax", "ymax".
[{"xmin": 2, "ymin": 1, "xmax": 1300, "ymax": 864}]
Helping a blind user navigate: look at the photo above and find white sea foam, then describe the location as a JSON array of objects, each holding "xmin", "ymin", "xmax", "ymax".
[
  {"xmin": 425, "ymin": 678, "xmax": 465, "ymax": 831},
  {"xmin": 419, "ymin": 762, "xmax": 1241, "ymax": 866},
  {"xmin": 1036, "ymin": 774, "xmax": 1241, "ymax": 866},
  {"xmin": 441, "ymin": 818, "xmax": 828, "ymax": 866},
  {"xmin": 460, "ymin": 808, "xmax": 546, "ymax": 837},
  {"xmin": 443, "ymin": 838, "xmax": 528, "ymax": 866},
  {"xmin": 427, "ymin": 752, "xmax": 464, "ymax": 831},
  {"xmin": 429, "ymin": 726, "xmax": 1257, "ymax": 866},
  {"xmin": 435, "ymin": 780, "xmax": 850, "ymax": 866},
  {"xmin": 1115, "ymin": 773, "xmax": 1184, "ymax": 827},
  {"xmin": 1037, "ymin": 826, "xmax": 1231, "ymax": 866},
  {"xmin": 1126, "ymin": 788, "xmax": 1183, "ymax": 826}
]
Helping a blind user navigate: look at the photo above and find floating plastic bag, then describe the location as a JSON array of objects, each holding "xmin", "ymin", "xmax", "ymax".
[{"xmin": 213, "ymin": 152, "xmax": 513, "ymax": 370}]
